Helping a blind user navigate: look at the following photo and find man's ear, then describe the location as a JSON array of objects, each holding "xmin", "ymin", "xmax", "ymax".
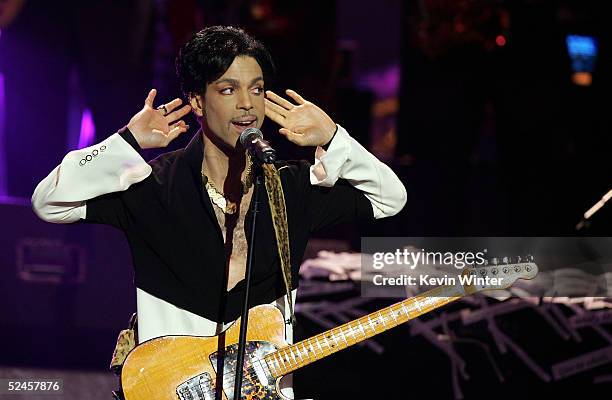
[{"xmin": 189, "ymin": 95, "xmax": 204, "ymax": 118}]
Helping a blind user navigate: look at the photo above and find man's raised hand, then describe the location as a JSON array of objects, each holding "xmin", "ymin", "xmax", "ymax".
[
  {"xmin": 127, "ymin": 89, "xmax": 191, "ymax": 149},
  {"xmin": 265, "ymin": 89, "xmax": 336, "ymax": 147}
]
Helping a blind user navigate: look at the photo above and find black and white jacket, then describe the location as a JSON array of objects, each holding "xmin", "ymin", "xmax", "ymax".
[{"xmin": 32, "ymin": 125, "xmax": 407, "ymax": 344}]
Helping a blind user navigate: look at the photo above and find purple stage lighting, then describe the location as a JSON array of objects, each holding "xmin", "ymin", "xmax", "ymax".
[{"xmin": 77, "ymin": 108, "xmax": 95, "ymax": 149}]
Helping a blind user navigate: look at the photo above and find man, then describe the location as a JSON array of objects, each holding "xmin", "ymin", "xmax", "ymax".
[{"xmin": 32, "ymin": 26, "xmax": 406, "ymax": 398}]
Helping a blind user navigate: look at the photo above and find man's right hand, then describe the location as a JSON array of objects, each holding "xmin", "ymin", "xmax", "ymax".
[{"xmin": 127, "ymin": 89, "xmax": 192, "ymax": 149}]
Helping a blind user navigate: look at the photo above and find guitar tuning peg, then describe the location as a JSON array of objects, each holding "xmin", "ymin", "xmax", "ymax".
[
  {"xmin": 490, "ymin": 257, "xmax": 499, "ymax": 265},
  {"xmin": 515, "ymin": 255, "xmax": 522, "ymax": 263},
  {"xmin": 502, "ymin": 256, "xmax": 510, "ymax": 264},
  {"xmin": 524, "ymin": 254, "xmax": 534, "ymax": 262}
]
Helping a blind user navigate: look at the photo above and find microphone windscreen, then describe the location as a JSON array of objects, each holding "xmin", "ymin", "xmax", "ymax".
[{"xmin": 239, "ymin": 127, "xmax": 263, "ymax": 146}]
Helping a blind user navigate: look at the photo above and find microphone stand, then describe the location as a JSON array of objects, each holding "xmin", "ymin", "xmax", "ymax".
[{"xmin": 233, "ymin": 162, "xmax": 263, "ymax": 400}]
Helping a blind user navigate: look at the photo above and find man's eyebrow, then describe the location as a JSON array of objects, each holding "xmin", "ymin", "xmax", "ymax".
[{"xmin": 214, "ymin": 77, "xmax": 264, "ymax": 86}]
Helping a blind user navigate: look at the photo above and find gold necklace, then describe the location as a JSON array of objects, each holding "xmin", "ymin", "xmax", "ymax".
[{"xmin": 202, "ymin": 156, "xmax": 253, "ymax": 215}]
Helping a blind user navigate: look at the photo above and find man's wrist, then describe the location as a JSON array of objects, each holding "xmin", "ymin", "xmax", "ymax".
[
  {"xmin": 321, "ymin": 125, "xmax": 338, "ymax": 151},
  {"xmin": 119, "ymin": 126, "xmax": 143, "ymax": 151}
]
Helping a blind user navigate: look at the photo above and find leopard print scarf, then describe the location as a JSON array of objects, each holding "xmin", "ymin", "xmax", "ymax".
[{"xmin": 262, "ymin": 163, "xmax": 295, "ymax": 325}]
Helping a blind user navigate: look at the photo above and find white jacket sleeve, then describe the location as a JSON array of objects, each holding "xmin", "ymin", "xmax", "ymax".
[
  {"xmin": 309, "ymin": 124, "xmax": 407, "ymax": 219},
  {"xmin": 31, "ymin": 131, "xmax": 152, "ymax": 223}
]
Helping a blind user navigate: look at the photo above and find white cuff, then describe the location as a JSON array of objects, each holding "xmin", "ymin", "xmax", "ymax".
[
  {"xmin": 310, "ymin": 126, "xmax": 351, "ymax": 186},
  {"xmin": 308, "ymin": 124, "xmax": 407, "ymax": 219}
]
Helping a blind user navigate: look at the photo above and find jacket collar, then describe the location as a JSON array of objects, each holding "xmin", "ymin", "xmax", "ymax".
[
  {"xmin": 184, "ymin": 128, "xmax": 205, "ymax": 173},
  {"xmin": 181, "ymin": 129, "xmax": 222, "ymax": 238}
]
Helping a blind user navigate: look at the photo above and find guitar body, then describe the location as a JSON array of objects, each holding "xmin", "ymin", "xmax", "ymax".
[{"xmin": 121, "ymin": 305, "xmax": 289, "ymax": 400}]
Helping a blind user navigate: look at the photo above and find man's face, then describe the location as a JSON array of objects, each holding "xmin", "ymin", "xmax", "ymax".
[{"xmin": 198, "ymin": 55, "xmax": 265, "ymax": 149}]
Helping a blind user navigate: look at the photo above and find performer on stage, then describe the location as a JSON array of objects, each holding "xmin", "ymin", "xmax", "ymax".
[{"xmin": 31, "ymin": 26, "xmax": 406, "ymax": 398}]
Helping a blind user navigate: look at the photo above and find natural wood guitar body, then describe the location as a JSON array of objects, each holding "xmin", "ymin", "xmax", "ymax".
[{"xmin": 122, "ymin": 305, "xmax": 289, "ymax": 400}]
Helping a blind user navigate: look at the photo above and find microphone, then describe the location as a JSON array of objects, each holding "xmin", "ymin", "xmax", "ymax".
[{"xmin": 239, "ymin": 127, "xmax": 276, "ymax": 164}]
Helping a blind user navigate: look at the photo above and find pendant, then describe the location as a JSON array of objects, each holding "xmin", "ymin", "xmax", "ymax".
[{"xmin": 205, "ymin": 184, "xmax": 237, "ymax": 214}]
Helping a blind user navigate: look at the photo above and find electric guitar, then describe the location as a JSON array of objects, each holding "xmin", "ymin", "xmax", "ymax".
[{"xmin": 121, "ymin": 260, "xmax": 538, "ymax": 399}]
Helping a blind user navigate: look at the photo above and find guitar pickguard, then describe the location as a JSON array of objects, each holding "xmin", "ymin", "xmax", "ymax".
[{"xmin": 176, "ymin": 340, "xmax": 279, "ymax": 400}]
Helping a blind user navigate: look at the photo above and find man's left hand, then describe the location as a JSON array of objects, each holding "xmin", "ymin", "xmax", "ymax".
[{"xmin": 265, "ymin": 89, "xmax": 336, "ymax": 147}]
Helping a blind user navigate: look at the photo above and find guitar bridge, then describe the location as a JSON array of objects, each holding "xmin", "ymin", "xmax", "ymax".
[
  {"xmin": 209, "ymin": 340, "xmax": 278, "ymax": 399},
  {"xmin": 176, "ymin": 372, "xmax": 215, "ymax": 400},
  {"xmin": 173, "ymin": 340, "xmax": 279, "ymax": 399}
]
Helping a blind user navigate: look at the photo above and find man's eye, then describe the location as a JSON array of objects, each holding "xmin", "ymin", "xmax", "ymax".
[
  {"xmin": 220, "ymin": 88, "xmax": 233, "ymax": 95},
  {"xmin": 252, "ymin": 87, "xmax": 264, "ymax": 95}
]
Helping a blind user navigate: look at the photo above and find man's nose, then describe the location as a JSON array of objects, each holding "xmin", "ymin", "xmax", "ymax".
[{"xmin": 237, "ymin": 91, "xmax": 253, "ymax": 111}]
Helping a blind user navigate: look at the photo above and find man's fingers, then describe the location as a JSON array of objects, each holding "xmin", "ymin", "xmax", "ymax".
[
  {"xmin": 166, "ymin": 126, "xmax": 182, "ymax": 141},
  {"xmin": 265, "ymin": 98, "xmax": 288, "ymax": 118},
  {"xmin": 167, "ymin": 121, "xmax": 189, "ymax": 142},
  {"xmin": 164, "ymin": 98, "xmax": 183, "ymax": 113},
  {"xmin": 145, "ymin": 89, "xmax": 157, "ymax": 107},
  {"xmin": 286, "ymin": 89, "xmax": 306, "ymax": 105},
  {"xmin": 166, "ymin": 104, "xmax": 191, "ymax": 123},
  {"xmin": 279, "ymin": 128, "xmax": 305, "ymax": 146},
  {"xmin": 266, "ymin": 90, "xmax": 294, "ymax": 110},
  {"xmin": 265, "ymin": 104, "xmax": 286, "ymax": 126}
]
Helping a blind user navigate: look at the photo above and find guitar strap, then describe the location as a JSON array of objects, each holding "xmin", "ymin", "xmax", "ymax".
[
  {"xmin": 109, "ymin": 313, "xmax": 138, "ymax": 375},
  {"xmin": 262, "ymin": 163, "xmax": 296, "ymax": 325}
]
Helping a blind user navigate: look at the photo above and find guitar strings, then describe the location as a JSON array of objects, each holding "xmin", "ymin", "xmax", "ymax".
[
  {"xmin": 196, "ymin": 316, "xmax": 399, "ymax": 396},
  {"xmin": 196, "ymin": 347, "xmax": 330, "ymax": 397},
  {"xmin": 197, "ymin": 348, "xmax": 310, "ymax": 395},
  {"xmin": 178, "ymin": 310, "xmax": 420, "ymax": 395},
  {"xmin": 183, "ymin": 329, "xmax": 367, "ymax": 397},
  {"xmin": 208, "ymin": 326, "xmax": 371, "ymax": 389},
  {"xmin": 156, "ymin": 296, "xmax": 462, "ymax": 396}
]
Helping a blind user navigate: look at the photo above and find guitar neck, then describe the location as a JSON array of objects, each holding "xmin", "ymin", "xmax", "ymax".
[{"xmin": 264, "ymin": 284, "xmax": 465, "ymax": 377}]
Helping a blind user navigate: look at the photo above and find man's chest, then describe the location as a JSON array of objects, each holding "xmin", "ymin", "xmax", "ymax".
[{"xmin": 209, "ymin": 189, "xmax": 254, "ymax": 290}]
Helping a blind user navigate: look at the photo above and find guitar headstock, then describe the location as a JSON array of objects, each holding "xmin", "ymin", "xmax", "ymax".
[{"xmin": 463, "ymin": 255, "xmax": 538, "ymax": 294}]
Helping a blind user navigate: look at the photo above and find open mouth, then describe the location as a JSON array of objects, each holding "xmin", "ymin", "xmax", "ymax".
[{"xmin": 231, "ymin": 117, "xmax": 257, "ymax": 132}]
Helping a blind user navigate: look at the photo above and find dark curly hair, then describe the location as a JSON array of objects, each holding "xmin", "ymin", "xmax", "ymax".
[{"xmin": 176, "ymin": 26, "xmax": 275, "ymax": 99}]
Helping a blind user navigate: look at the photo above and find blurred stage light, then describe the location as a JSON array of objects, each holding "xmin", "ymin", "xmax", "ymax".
[
  {"xmin": 566, "ymin": 34, "xmax": 598, "ymax": 86},
  {"xmin": 572, "ymin": 72, "xmax": 592, "ymax": 86},
  {"xmin": 495, "ymin": 35, "xmax": 506, "ymax": 47},
  {"xmin": 77, "ymin": 108, "xmax": 95, "ymax": 149}
]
